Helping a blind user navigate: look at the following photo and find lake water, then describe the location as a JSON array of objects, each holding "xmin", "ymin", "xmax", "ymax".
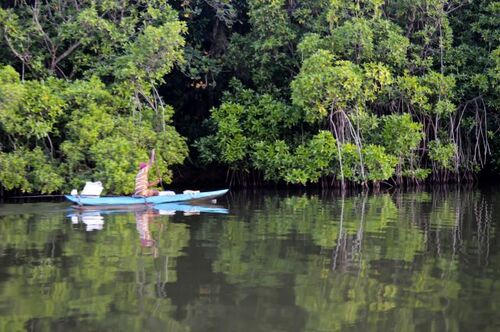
[{"xmin": 0, "ymin": 187, "xmax": 499, "ymax": 331}]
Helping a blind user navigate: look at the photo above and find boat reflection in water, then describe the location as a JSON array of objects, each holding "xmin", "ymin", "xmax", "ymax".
[
  {"xmin": 68, "ymin": 202, "xmax": 229, "ymax": 232},
  {"xmin": 70, "ymin": 211, "xmax": 105, "ymax": 231},
  {"xmin": 68, "ymin": 202, "xmax": 228, "ymax": 296}
]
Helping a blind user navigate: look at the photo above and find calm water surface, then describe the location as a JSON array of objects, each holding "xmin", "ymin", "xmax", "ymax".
[{"xmin": 1, "ymin": 188, "xmax": 500, "ymax": 331}]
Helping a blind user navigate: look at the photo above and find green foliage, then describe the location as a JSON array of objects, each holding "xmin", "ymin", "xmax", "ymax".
[
  {"xmin": 0, "ymin": 66, "xmax": 188, "ymax": 194},
  {"xmin": 297, "ymin": 33, "xmax": 328, "ymax": 60},
  {"xmin": 223, "ymin": 0, "xmax": 330, "ymax": 92},
  {"xmin": 221, "ymin": 80, "xmax": 301, "ymax": 138},
  {"xmin": 428, "ymin": 140, "xmax": 457, "ymax": 171},
  {"xmin": 339, "ymin": 143, "xmax": 362, "ymax": 182},
  {"xmin": 210, "ymin": 102, "xmax": 249, "ymax": 165},
  {"xmin": 372, "ymin": 19, "xmax": 410, "ymax": 68},
  {"xmin": 196, "ymin": 0, "xmax": 499, "ymax": 186},
  {"xmin": 329, "ymin": 18, "xmax": 374, "ymax": 62},
  {"xmin": 362, "ymin": 62, "xmax": 393, "ymax": 101},
  {"xmin": 0, "ymin": 0, "xmax": 189, "ymax": 195},
  {"xmin": 0, "ymin": 66, "xmax": 65, "ymax": 140},
  {"xmin": 0, "ymin": 150, "xmax": 29, "ymax": 191},
  {"xmin": 114, "ymin": 21, "xmax": 186, "ymax": 85},
  {"xmin": 0, "ymin": 0, "xmax": 186, "ymax": 83},
  {"xmin": 253, "ymin": 140, "xmax": 293, "ymax": 182},
  {"xmin": 338, "ymin": 143, "xmax": 397, "ymax": 183},
  {"xmin": 402, "ymin": 168, "xmax": 432, "ymax": 181},
  {"xmin": 253, "ymin": 131, "xmax": 338, "ymax": 185},
  {"xmin": 422, "ymin": 71, "xmax": 456, "ymax": 105},
  {"xmin": 379, "ymin": 114, "xmax": 424, "ymax": 157},
  {"xmin": 1, "ymin": 0, "xmax": 499, "ymax": 190},
  {"xmin": 59, "ymin": 79, "xmax": 188, "ymax": 194},
  {"xmin": 326, "ymin": 0, "xmax": 385, "ymax": 25},
  {"xmin": 0, "ymin": 147, "xmax": 63, "ymax": 193},
  {"xmin": 287, "ymin": 131, "xmax": 338, "ymax": 184},
  {"xmin": 236, "ymin": 0, "xmax": 299, "ymax": 89},
  {"xmin": 394, "ymin": 73, "xmax": 423, "ymax": 104},
  {"xmin": 362, "ymin": 144, "xmax": 398, "ymax": 182},
  {"xmin": 291, "ymin": 51, "xmax": 363, "ymax": 122},
  {"xmin": 196, "ymin": 81, "xmax": 301, "ymax": 172}
]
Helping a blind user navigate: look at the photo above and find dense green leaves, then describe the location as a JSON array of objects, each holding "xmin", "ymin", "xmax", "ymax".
[
  {"xmin": 253, "ymin": 131, "xmax": 338, "ymax": 184},
  {"xmin": 1, "ymin": 0, "xmax": 499, "ymax": 192},
  {"xmin": 196, "ymin": 0, "xmax": 498, "ymax": 187},
  {"xmin": 428, "ymin": 140, "xmax": 457, "ymax": 171},
  {"xmin": 0, "ymin": 1, "xmax": 188, "ymax": 195},
  {"xmin": 0, "ymin": 147, "xmax": 63, "ymax": 193},
  {"xmin": 291, "ymin": 51, "xmax": 363, "ymax": 122},
  {"xmin": 0, "ymin": 65, "xmax": 188, "ymax": 194},
  {"xmin": 0, "ymin": 68, "xmax": 64, "ymax": 140}
]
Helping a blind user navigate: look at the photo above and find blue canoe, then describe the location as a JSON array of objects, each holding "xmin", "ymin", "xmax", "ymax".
[
  {"xmin": 65, "ymin": 189, "xmax": 229, "ymax": 206},
  {"xmin": 68, "ymin": 203, "xmax": 228, "ymax": 219}
]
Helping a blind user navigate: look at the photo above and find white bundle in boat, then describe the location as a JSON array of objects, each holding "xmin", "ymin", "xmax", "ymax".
[
  {"xmin": 159, "ymin": 191, "xmax": 176, "ymax": 196},
  {"xmin": 183, "ymin": 190, "xmax": 200, "ymax": 194},
  {"xmin": 80, "ymin": 181, "xmax": 103, "ymax": 197}
]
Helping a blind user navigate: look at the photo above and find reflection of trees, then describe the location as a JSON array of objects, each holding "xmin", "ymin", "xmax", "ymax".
[
  {"xmin": 1, "ymin": 189, "xmax": 499, "ymax": 331},
  {"xmin": 304, "ymin": 188, "xmax": 497, "ymax": 331},
  {"xmin": 211, "ymin": 188, "xmax": 497, "ymax": 331},
  {"xmin": 0, "ymin": 207, "xmax": 191, "ymax": 331}
]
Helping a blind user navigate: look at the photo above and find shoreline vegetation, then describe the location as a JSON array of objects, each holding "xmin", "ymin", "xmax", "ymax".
[{"xmin": 0, "ymin": 0, "xmax": 498, "ymax": 197}]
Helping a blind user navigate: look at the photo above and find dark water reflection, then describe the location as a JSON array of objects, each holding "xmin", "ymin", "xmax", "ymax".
[{"xmin": 1, "ymin": 188, "xmax": 500, "ymax": 331}]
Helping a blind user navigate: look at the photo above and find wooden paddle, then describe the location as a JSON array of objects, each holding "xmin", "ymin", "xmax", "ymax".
[{"xmin": 151, "ymin": 148, "xmax": 163, "ymax": 187}]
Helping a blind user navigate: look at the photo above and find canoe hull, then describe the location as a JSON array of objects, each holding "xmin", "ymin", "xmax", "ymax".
[{"xmin": 65, "ymin": 189, "xmax": 229, "ymax": 206}]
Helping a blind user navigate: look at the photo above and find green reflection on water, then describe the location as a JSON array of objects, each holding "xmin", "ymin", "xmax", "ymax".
[
  {"xmin": 0, "ymin": 189, "xmax": 499, "ymax": 331},
  {"xmin": 0, "ymin": 206, "xmax": 191, "ymax": 331}
]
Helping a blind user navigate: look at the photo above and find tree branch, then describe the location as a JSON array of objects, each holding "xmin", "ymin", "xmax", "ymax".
[
  {"xmin": 3, "ymin": 34, "xmax": 30, "ymax": 69},
  {"xmin": 53, "ymin": 40, "xmax": 82, "ymax": 66}
]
